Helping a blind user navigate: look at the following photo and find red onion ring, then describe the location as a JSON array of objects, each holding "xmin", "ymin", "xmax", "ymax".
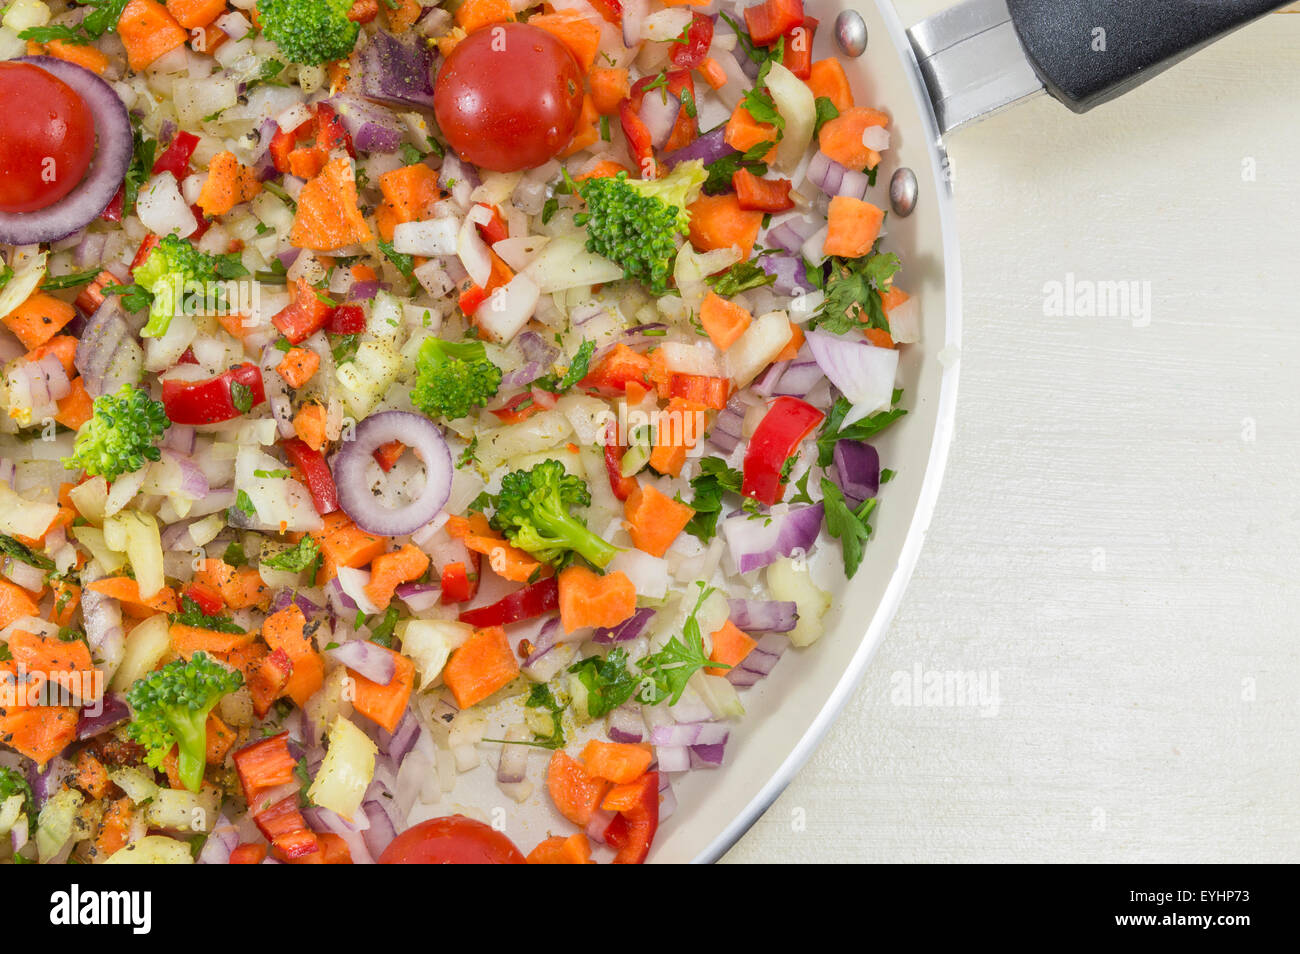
[
  {"xmin": 332, "ymin": 411, "xmax": 453, "ymax": 536},
  {"xmin": 0, "ymin": 57, "xmax": 132, "ymax": 245}
]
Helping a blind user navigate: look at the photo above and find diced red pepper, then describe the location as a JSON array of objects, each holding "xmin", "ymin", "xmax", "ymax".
[
  {"xmin": 273, "ymin": 278, "xmax": 333, "ymax": 345},
  {"xmin": 177, "ymin": 347, "xmax": 199, "ymax": 365},
  {"xmin": 152, "ymin": 130, "xmax": 200, "ymax": 179},
  {"xmin": 372, "ymin": 440, "xmax": 405, "ymax": 473},
  {"xmin": 459, "ymin": 576, "xmax": 559, "ymax": 628},
  {"xmin": 668, "ymin": 373, "xmax": 731, "ymax": 410},
  {"xmin": 282, "ymin": 437, "xmax": 340, "ymax": 515},
  {"xmin": 230, "ymin": 843, "xmax": 267, "ymax": 864},
  {"xmin": 603, "ymin": 420, "xmax": 639, "ymax": 502},
  {"xmin": 161, "ymin": 362, "xmax": 266, "ymax": 425},
  {"xmin": 743, "ymin": 0, "xmax": 804, "ymax": 45},
  {"xmin": 440, "ymin": 554, "xmax": 481, "ymax": 604},
  {"xmin": 741, "ymin": 396, "xmax": 825, "ymax": 505},
  {"xmin": 130, "ymin": 234, "xmax": 160, "ymax": 275},
  {"xmin": 269, "ymin": 122, "xmax": 308, "ymax": 174},
  {"xmin": 269, "ymin": 104, "xmax": 353, "ymax": 177},
  {"xmin": 779, "ymin": 16, "xmax": 818, "ymax": 79},
  {"xmin": 474, "ymin": 204, "xmax": 509, "ymax": 245},
  {"xmin": 731, "ymin": 168, "xmax": 795, "ymax": 212},
  {"xmin": 254, "ymin": 794, "xmax": 319, "ymax": 861},
  {"xmin": 325, "ymin": 303, "xmax": 366, "ymax": 335},
  {"xmin": 100, "ymin": 186, "xmax": 124, "ymax": 223},
  {"xmin": 671, "ymin": 13, "xmax": 714, "ymax": 70},
  {"xmin": 618, "ymin": 100, "xmax": 657, "ymax": 177},
  {"xmin": 313, "ymin": 102, "xmax": 353, "ymax": 157},
  {"xmin": 588, "ymin": 0, "xmax": 621, "ymax": 24},
  {"xmin": 231, "ymin": 732, "xmax": 297, "ymax": 807},
  {"xmin": 189, "ymin": 204, "xmax": 212, "ymax": 240},
  {"xmin": 183, "ymin": 583, "xmax": 224, "ymax": 616},
  {"xmin": 602, "ymin": 771, "xmax": 659, "ymax": 864},
  {"xmin": 74, "ymin": 270, "xmax": 122, "ymax": 316},
  {"xmin": 489, "ymin": 392, "xmax": 544, "ymax": 425}
]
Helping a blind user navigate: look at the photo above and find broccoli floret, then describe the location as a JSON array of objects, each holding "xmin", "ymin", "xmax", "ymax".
[
  {"xmin": 259, "ymin": 0, "xmax": 360, "ymax": 67},
  {"xmin": 410, "ymin": 337, "xmax": 503, "ymax": 421},
  {"xmin": 62, "ymin": 384, "xmax": 170, "ymax": 481},
  {"xmin": 133, "ymin": 234, "xmax": 219, "ymax": 338},
  {"xmin": 125, "ymin": 651, "xmax": 243, "ymax": 793},
  {"xmin": 0, "ymin": 766, "xmax": 35, "ymax": 833},
  {"xmin": 575, "ymin": 159, "xmax": 707, "ymax": 294},
  {"xmin": 490, "ymin": 460, "xmax": 619, "ymax": 569}
]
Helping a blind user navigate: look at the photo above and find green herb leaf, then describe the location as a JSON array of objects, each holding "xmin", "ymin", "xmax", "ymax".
[
  {"xmin": 820, "ymin": 478, "xmax": 877, "ymax": 579},
  {"xmin": 262, "ymin": 535, "xmax": 321, "ymax": 574}
]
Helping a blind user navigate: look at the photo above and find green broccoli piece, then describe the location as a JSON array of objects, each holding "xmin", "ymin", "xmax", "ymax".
[
  {"xmin": 490, "ymin": 459, "xmax": 619, "ymax": 569},
  {"xmin": 259, "ymin": 0, "xmax": 360, "ymax": 67},
  {"xmin": 133, "ymin": 234, "xmax": 220, "ymax": 338},
  {"xmin": 410, "ymin": 337, "xmax": 503, "ymax": 421},
  {"xmin": 125, "ymin": 651, "xmax": 243, "ymax": 793},
  {"xmin": 62, "ymin": 384, "xmax": 170, "ymax": 481},
  {"xmin": 575, "ymin": 159, "xmax": 707, "ymax": 294},
  {"xmin": 0, "ymin": 766, "xmax": 35, "ymax": 833}
]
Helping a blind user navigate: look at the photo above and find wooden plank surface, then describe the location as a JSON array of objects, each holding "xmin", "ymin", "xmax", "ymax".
[{"xmin": 723, "ymin": 1, "xmax": 1300, "ymax": 863}]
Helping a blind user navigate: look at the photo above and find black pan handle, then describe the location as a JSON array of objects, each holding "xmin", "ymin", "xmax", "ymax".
[{"xmin": 1005, "ymin": 0, "xmax": 1291, "ymax": 113}]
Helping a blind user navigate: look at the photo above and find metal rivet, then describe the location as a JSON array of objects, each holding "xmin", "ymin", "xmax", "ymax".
[
  {"xmin": 890, "ymin": 167, "xmax": 918, "ymax": 217},
  {"xmin": 834, "ymin": 10, "xmax": 868, "ymax": 58}
]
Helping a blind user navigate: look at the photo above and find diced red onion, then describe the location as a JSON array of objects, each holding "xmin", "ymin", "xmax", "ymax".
[
  {"xmin": 330, "ymin": 94, "xmax": 405, "ymax": 153},
  {"xmin": 74, "ymin": 299, "xmax": 128, "ymax": 397},
  {"xmin": 639, "ymin": 86, "xmax": 681, "ymax": 151},
  {"xmin": 497, "ymin": 726, "xmax": 530, "ymax": 784},
  {"xmin": 439, "ymin": 153, "xmax": 478, "ymax": 210},
  {"xmin": 362, "ymin": 800, "xmax": 397, "ymax": 859},
  {"xmin": 2, "ymin": 558, "xmax": 45, "ymax": 593},
  {"xmin": 607, "ymin": 707, "xmax": 645, "ymax": 743},
  {"xmin": 333, "ymin": 411, "xmax": 453, "ymax": 536},
  {"xmin": 655, "ymin": 745, "xmax": 690, "ymax": 773},
  {"xmin": 621, "ymin": 0, "xmax": 647, "ymax": 47},
  {"xmin": 722, "ymin": 503, "xmax": 824, "ymax": 574},
  {"xmin": 689, "ymin": 738, "xmax": 727, "ymax": 768},
  {"xmin": 592, "ymin": 606, "xmax": 655, "ymax": 644},
  {"xmin": 269, "ymin": 588, "xmax": 321, "ymax": 618},
  {"xmin": 75, "ymin": 693, "xmax": 130, "ymax": 740},
  {"xmin": 772, "ymin": 358, "xmax": 824, "ymax": 397},
  {"xmin": 726, "ymin": 599, "xmax": 798, "ymax": 633},
  {"xmin": 358, "ymin": 30, "xmax": 435, "ymax": 109},
  {"xmin": 765, "ymin": 214, "xmax": 820, "ymax": 254},
  {"xmin": 806, "ymin": 150, "xmax": 851, "ymax": 197},
  {"xmin": 586, "ymin": 807, "xmax": 617, "ymax": 843},
  {"xmin": 836, "ymin": 167, "xmax": 872, "ymax": 200},
  {"xmin": 303, "ymin": 805, "xmax": 376, "ymax": 864},
  {"xmin": 806, "ymin": 329, "xmax": 900, "ymax": 425},
  {"xmin": 522, "ymin": 617, "xmax": 562, "ymax": 668},
  {"xmin": 649, "ymin": 722, "xmax": 729, "ymax": 747},
  {"xmin": 517, "ymin": 330, "xmax": 559, "ymax": 367},
  {"xmin": 662, "ymin": 124, "xmax": 734, "ymax": 171},
  {"xmin": 328, "ymin": 640, "xmax": 397, "ymax": 685},
  {"xmin": 196, "ymin": 814, "xmax": 240, "ymax": 864},
  {"xmin": 394, "ymin": 581, "xmax": 440, "ymax": 612},
  {"xmin": 832, "ymin": 440, "xmax": 880, "ymax": 507},
  {"xmin": 759, "ymin": 252, "xmax": 814, "ymax": 297},
  {"xmin": 657, "ymin": 773, "xmax": 677, "ymax": 820}
]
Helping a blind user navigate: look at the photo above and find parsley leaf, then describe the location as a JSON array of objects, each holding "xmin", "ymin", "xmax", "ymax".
[
  {"xmin": 815, "ymin": 392, "xmax": 907, "ymax": 467},
  {"xmin": 702, "ymin": 137, "xmax": 772, "ymax": 195},
  {"xmin": 0, "ymin": 533, "xmax": 55, "ymax": 572},
  {"xmin": 171, "ymin": 596, "xmax": 246, "ymax": 635},
  {"xmin": 682, "ymin": 457, "xmax": 744, "ymax": 543},
  {"xmin": 638, "ymin": 583, "xmax": 725, "ymax": 704},
  {"xmin": 262, "ymin": 535, "xmax": 321, "ymax": 574},
  {"xmin": 810, "ymin": 251, "xmax": 903, "ymax": 334},
  {"xmin": 524, "ymin": 683, "xmax": 567, "ymax": 749},
  {"xmin": 534, "ymin": 339, "xmax": 596, "ymax": 395},
  {"xmin": 377, "ymin": 239, "xmax": 418, "ymax": 294},
  {"xmin": 234, "ymin": 490, "xmax": 257, "ymax": 518},
  {"xmin": 813, "ymin": 96, "xmax": 840, "ymax": 136},
  {"xmin": 368, "ymin": 606, "xmax": 400, "ymax": 648},
  {"xmin": 708, "ymin": 259, "xmax": 775, "ymax": 297},
  {"xmin": 568, "ymin": 647, "xmax": 641, "ymax": 719},
  {"xmin": 820, "ymin": 478, "xmax": 877, "ymax": 579}
]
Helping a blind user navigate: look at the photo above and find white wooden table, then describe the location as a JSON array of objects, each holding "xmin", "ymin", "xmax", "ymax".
[{"xmin": 723, "ymin": 1, "xmax": 1300, "ymax": 864}]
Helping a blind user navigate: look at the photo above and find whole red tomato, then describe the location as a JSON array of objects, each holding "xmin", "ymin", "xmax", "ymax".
[
  {"xmin": 0, "ymin": 62, "xmax": 97, "ymax": 214},
  {"xmin": 378, "ymin": 815, "xmax": 526, "ymax": 864},
  {"xmin": 434, "ymin": 23, "xmax": 584, "ymax": 172}
]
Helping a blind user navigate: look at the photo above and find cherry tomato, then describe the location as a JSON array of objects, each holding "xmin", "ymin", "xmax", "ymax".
[
  {"xmin": 378, "ymin": 815, "xmax": 526, "ymax": 864},
  {"xmin": 0, "ymin": 62, "xmax": 96, "ymax": 214},
  {"xmin": 433, "ymin": 23, "xmax": 584, "ymax": 172}
]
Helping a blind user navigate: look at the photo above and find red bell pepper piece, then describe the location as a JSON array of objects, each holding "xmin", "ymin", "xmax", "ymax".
[
  {"xmin": 618, "ymin": 101, "xmax": 657, "ymax": 177},
  {"xmin": 282, "ymin": 437, "xmax": 340, "ymax": 515},
  {"xmin": 603, "ymin": 421, "xmax": 639, "ymax": 502},
  {"xmin": 161, "ymin": 362, "xmax": 266, "ymax": 425},
  {"xmin": 440, "ymin": 554, "xmax": 481, "ymax": 604},
  {"xmin": 668, "ymin": 373, "xmax": 731, "ymax": 410},
  {"xmin": 372, "ymin": 440, "xmax": 405, "ymax": 473},
  {"xmin": 588, "ymin": 0, "xmax": 620, "ymax": 24},
  {"xmin": 100, "ymin": 186, "xmax": 124, "ymax": 222},
  {"xmin": 273, "ymin": 278, "xmax": 333, "ymax": 344},
  {"xmin": 129, "ymin": 234, "xmax": 160, "ymax": 275},
  {"xmin": 474, "ymin": 204, "xmax": 509, "ymax": 245},
  {"xmin": 254, "ymin": 794, "xmax": 319, "ymax": 861},
  {"xmin": 602, "ymin": 771, "xmax": 659, "ymax": 864},
  {"xmin": 152, "ymin": 130, "xmax": 200, "ymax": 179},
  {"xmin": 671, "ymin": 13, "xmax": 714, "ymax": 70},
  {"xmin": 313, "ymin": 102, "xmax": 353, "ymax": 157},
  {"xmin": 183, "ymin": 583, "xmax": 224, "ymax": 616},
  {"xmin": 741, "ymin": 396, "xmax": 825, "ymax": 505},
  {"xmin": 268, "ymin": 123, "xmax": 305, "ymax": 174},
  {"xmin": 459, "ymin": 576, "xmax": 559, "ymax": 627},
  {"xmin": 743, "ymin": 0, "xmax": 804, "ymax": 45},
  {"xmin": 232, "ymin": 732, "xmax": 297, "ymax": 806},
  {"xmin": 229, "ymin": 843, "xmax": 267, "ymax": 864},
  {"xmin": 780, "ymin": 16, "xmax": 818, "ymax": 79},
  {"xmin": 325, "ymin": 303, "xmax": 366, "ymax": 335},
  {"xmin": 189, "ymin": 204, "xmax": 212, "ymax": 240},
  {"xmin": 731, "ymin": 167, "xmax": 795, "ymax": 212}
]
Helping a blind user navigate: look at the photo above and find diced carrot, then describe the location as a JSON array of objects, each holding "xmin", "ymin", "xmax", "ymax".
[
  {"xmin": 290, "ymin": 157, "xmax": 374, "ymax": 251},
  {"xmin": 50, "ymin": 580, "xmax": 81, "ymax": 628},
  {"xmin": 232, "ymin": 731, "xmax": 297, "ymax": 807},
  {"xmin": 364, "ymin": 544, "xmax": 430, "ymax": 610},
  {"xmin": 699, "ymin": 292, "xmax": 752, "ymax": 351},
  {"xmin": 686, "ymin": 193, "xmax": 764, "ymax": 260},
  {"xmin": 169, "ymin": 623, "xmax": 256, "ymax": 658},
  {"xmin": 24, "ymin": 334, "xmax": 77, "ymax": 376},
  {"xmin": 444, "ymin": 513, "xmax": 544, "ymax": 584},
  {"xmin": 44, "ymin": 38, "xmax": 110, "ymax": 74},
  {"xmin": 383, "ymin": 0, "xmax": 422, "ymax": 32},
  {"xmin": 623, "ymin": 484, "xmax": 695, "ymax": 557},
  {"xmin": 0, "ymin": 705, "xmax": 78, "ymax": 766},
  {"xmin": 648, "ymin": 396, "xmax": 706, "ymax": 478},
  {"xmin": 0, "ymin": 578, "xmax": 39, "ymax": 628},
  {"xmin": 774, "ymin": 320, "xmax": 805, "ymax": 362},
  {"xmin": 5, "ymin": 629, "xmax": 96, "ymax": 700},
  {"xmin": 74, "ymin": 750, "xmax": 112, "ymax": 799},
  {"xmin": 806, "ymin": 58, "xmax": 854, "ymax": 113},
  {"xmin": 580, "ymin": 342, "xmax": 652, "ymax": 392},
  {"xmin": 117, "ymin": 0, "xmax": 188, "ymax": 71},
  {"xmin": 164, "ymin": 0, "xmax": 227, "ymax": 29},
  {"xmin": 310, "ymin": 512, "xmax": 388, "ymax": 583},
  {"xmin": 194, "ymin": 559, "xmax": 273, "ymax": 610},
  {"xmin": 573, "ymin": 159, "xmax": 629, "ymax": 182},
  {"xmin": 864, "ymin": 327, "xmax": 894, "ymax": 349},
  {"xmin": 2, "ymin": 291, "xmax": 76, "ymax": 350},
  {"xmin": 706, "ymin": 619, "xmax": 756, "ymax": 676},
  {"xmin": 261, "ymin": 605, "xmax": 324, "ymax": 708},
  {"xmin": 529, "ymin": 11, "xmax": 601, "ymax": 72},
  {"xmin": 454, "ymin": 0, "xmax": 513, "ymax": 32},
  {"xmin": 289, "ymin": 831, "xmax": 353, "ymax": 864},
  {"xmin": 441, "ymin": 626, "xmax": 518, "ymax": 709},
  {"xmin": 823, "ymin": 196, "xmax": 885, "ymax": 258},
  {"xmin": 197, "ymin": 150, "xmax": 263, "ymax": 217},
  {"xmin": 581, "ymin": 739, "xmax": 653, "ymax": 784},
  {"xmin": 247, "ymin": 647, "xmax": 293, "ymax": 719},
  {"xmin": 699, "ymin": 56, "xmax": 728, "ymax": 91},
  {"xmin": 349, "ymin": 646, "xmax": 415, "ymax": 732},
  {"xmin": 589, "ymin": 67, "xmax": 630, "ymax": 115},
  {"xmin": 230, "ymin": 842, "xmax": 267, "ymax": 864},
  {"xmin": 600, "ymin": 775, "xmax": 655, "ymax": 812},
  {"xmin": 557, "ymin": 566, "xmax": 636, "ymax": 633},
  {"xmin": 88, "ymin": 577, "xmax": 178, "ymax": 616},
  {"xmin": 93, "ymin": 797, "xmax": 134, "ymax": 860},
  {"xmin": 723, "ymin": 102, "xmax": 778, "ymax": 160},
  {"xmin": 377, "ymin": 164, "xmax": 442, "ymax": 226},
  {"xmin": 55, "ymin": 377, "xmax": 94, "ymax": 430},
  {"xmin": 526, "ymin": 832, "xmax": 593, "ymax": 864},
  {"xmin": 560, "ymin": 93, "xmax": 600, "ymax": 159},
  {"xmin": 206, "ymin": 712, "xmax": 237, "ymax": 765},
  {"xmin": 292, "ymin": 403, "xmax": 328, "ymax": 452},
  {"xmin": 276, "ymin": 346, "xmax": 320, "ymax": 388},
  {"xmin": 818, "ymin": 106, "xmax": 889, "ymax": 171},
  {"xmin": 732, "ymin": 167, "xmax": 794, "ymax": 212},
  {"xmin": 546, "ymin": 751, "xmax": 608, "ymax": 826}
]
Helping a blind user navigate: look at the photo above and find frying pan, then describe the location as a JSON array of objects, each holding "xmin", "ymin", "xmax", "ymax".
[{"xmin": 407, "ymin": 0, "xmax": 1287, "ymax": 862}]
